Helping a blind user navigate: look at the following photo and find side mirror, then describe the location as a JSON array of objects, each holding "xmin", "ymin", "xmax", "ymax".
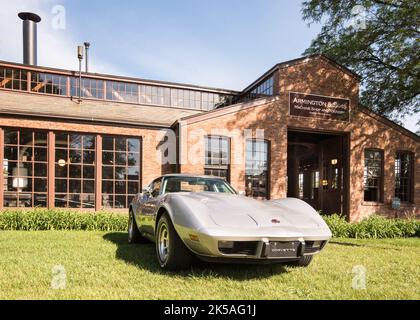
[{"xmin": 142, "ymin": 187, "xmax": 152, "ymax": 197}]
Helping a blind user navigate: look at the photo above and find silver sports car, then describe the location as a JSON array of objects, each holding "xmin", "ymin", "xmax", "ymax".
[{"xmin": 128, "ymin": 174, "xmax": 332, "ymax": 270}]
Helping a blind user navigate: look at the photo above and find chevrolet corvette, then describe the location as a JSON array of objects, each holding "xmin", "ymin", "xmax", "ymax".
[{"xmin": 128, "ymin": 174, "xmax": 332, "ymax": 270}]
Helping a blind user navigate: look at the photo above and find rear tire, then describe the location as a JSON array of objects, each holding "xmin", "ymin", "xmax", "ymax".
[
  {"xmin": 286, "ymin": 255, "xmax": 313, "ymax": 267},
  {"xmin": 128, "ymin": 209, "xmax": 148, "ymax": 244},
  {"xmin": 156, "ymin": 213, "xmax": 194, "ymax": 270}
]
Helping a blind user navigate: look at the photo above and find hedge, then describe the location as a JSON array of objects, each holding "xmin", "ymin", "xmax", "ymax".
[
  {"xmin": 0, "ymin": 209, "xmax": 127, "ymax": 231},
  {"xmin": 323, "ymin": 214, "xmax": 420, "ymax": 239},
  {"xmin": 0, "ymin": 209, "xmax": 419, "ymax": 238}
]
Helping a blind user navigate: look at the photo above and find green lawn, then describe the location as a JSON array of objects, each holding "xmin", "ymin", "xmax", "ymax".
[{"xmin": 0, "ymin": 231, "xmax": 419, "ymax": 300}]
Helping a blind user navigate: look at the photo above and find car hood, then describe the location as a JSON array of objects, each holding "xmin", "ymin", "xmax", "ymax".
[{"xmin": 174, "ymin": 192, "xmax": 327, "ymax": 230}]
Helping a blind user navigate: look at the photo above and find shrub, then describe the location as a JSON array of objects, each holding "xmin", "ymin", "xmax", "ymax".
[
  {"xmin": 323, "ymin": 214, "xmax": 420, "ymax": 239},
  {"xmin": 0, "ymin": 209, "xmax": 127, "ymax": 231}
]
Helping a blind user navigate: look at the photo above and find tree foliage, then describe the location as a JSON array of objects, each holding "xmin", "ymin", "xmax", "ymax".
[{"xmin": 302, "ymin": 0, "xmax": 420, "ymax": 128}]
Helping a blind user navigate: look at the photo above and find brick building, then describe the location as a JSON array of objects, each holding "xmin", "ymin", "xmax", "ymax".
[{"xmin": 0, "ymin": 13, "xmax": 419, "ymax": 222}]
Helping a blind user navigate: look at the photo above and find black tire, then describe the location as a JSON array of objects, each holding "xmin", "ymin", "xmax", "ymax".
[
  {"xmin": 286, "ymin": 255, "xmax": 313, "ymax": 267},
  {"xmin": 128, "ymin": 209, "xmax": 148, "ymax": 244},
  {"xmin": 155, "ymin": 213, "xmax": 194, "ymax": 270}
]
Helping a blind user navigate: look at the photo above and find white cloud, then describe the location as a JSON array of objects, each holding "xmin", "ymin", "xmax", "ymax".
[{"xmin": 0, "ymin": 0, "xmax": 121, "ymax": 74}]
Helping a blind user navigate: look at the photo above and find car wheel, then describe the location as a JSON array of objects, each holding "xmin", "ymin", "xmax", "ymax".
[
  {"xmin": 287, "ymin": 255, "xmax": 313, "ymax": 267},
  {"xmin": 156, "ymin": 213, "xmax": 194, "ymax": 270},
  {"xmin": 128, "ymin": 210, "xmax": 148, "ymax": 244}
]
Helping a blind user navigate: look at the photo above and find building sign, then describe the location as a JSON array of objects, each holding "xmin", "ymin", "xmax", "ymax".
[{"xmin": 289, "ymin": 92, "xmax": 350, "ymax": 121}]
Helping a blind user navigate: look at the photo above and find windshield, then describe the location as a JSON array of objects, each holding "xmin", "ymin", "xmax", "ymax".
[{"xmin": 162, "ymin": 176, "xmax": 236, "ymax": 194}]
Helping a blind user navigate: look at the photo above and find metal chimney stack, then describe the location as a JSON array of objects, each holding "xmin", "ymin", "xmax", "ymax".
[{"xmin": 18, "ymin": 12, "xmax": 41, "ymax": 66}]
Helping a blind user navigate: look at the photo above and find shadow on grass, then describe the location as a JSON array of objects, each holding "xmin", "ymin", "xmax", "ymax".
[
  {"xmin": 330, "ymin": 240, "xmax": 403, "ymax": 251},
  {"xmin": 329, "ymin": 241, "xmax": 362, "ymax": 247},
  {"xmin": 103, "ymin": 232, "xmax": 288, "ymax": 280}
]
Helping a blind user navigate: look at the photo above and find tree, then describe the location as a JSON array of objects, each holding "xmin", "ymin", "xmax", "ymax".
[{"xmin": 302, "ymin": 0, "xmax": 419, "ymax": 130}]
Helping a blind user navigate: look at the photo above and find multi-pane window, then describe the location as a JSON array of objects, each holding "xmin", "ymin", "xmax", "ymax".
[
  {"xmin": 139, "ymin": 85, "xmax": 170, "ymax": 106},
  {"xmin": 3, "ymin": 129, "xmax": 48, "ymax": 207},
  {"xmin": 171, "ymin": 89, "xmax": 202, "ymax": 109},
  {"xmin": 55, "ymin": 133, "xmax": 96, "ymax": 208},
  {"xmin": 364, "ymin": 149, "xmax": 384, "ymax": 202},
  {"xmin": 70, "ymin": 77, "xmax": 104, "ymax": 99},
  {"xmin": 202, "ymin": 92, "xmax": 221, "ymax": 111},
  {"xmin": 245, "ymin": 139, "xmax": 269, "ymax": 199},
  {"xmin": 0, "ymin": 67, "xmax": 28, "ymax": 91},
  {"xmin": 204, "ymin": 136, "xmax": 230, "ymax": 181},
  {"xmin": 395, "ymin": 152, "xmax": 414, "ymax": 203},
  {"xmin": 250, "ymin": 76, "xmax": 274, "ymax": 96},
  {"xmin": 0, "ymin": 65, "xmax": 237, "ymax": 111},
  {"xmin": 31, "ymin": 72, "xmax": 67, "ymax": 96},
  {"xmin": 106, "ymin": 81, "xmax": 138, "ymax": 103},
  {"xmin": 102, "ymin": 136, "xmax": 141, "ymax": 208}
]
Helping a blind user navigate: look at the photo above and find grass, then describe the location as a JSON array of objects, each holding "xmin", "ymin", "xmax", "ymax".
[{"xmin": 0, "ymin": 231, "xmax": 419, "ymax": 300}]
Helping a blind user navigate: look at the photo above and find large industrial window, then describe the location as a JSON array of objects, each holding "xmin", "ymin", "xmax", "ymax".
[
  {"xmin": 139, "ymin": 85, "xmax": 170, "ymax": 106},
  {"xmin": 0, "ymin": 67, "xmax": 28, "ymax": 91},
  {"xmin": 171, "ymin": 89, "xmax": 202, "ymax": 109},
  {"xmin": 250, "ymin": 76, "xmax": 274, "ymax": 96},
  {"xmin": 70, "ymin": 78, "xmax": 104, "ymax": 99},
  {"xmin": 364, "ymin": 149, "xmax": 384, "ymax": 202},
  {"xmin": 3, "ymin": 129, "xmax": 48, "ymax": 207},
  {"xmin": 395, "ymin": 151, "xmax": 414, "ymax": 203},
  {"xmin": 204, "ymin": 136, "xmax": 230, "ymax": 181},
  {"xmin": 102, "ymin": 136, "xmax": 141, "ymax": 208},
  {"xmin": 106, "ymin": 81, "xmax": 138, "ymax": 103},
  {"xmin": 245, "ymin": 139, "xmax": 270, "ymax": 199},
  {"xmin": 55, "ymin": 133, "xmax": 96, "ymax": 208},
  {"xmin": 31, "ymin": 72, "xmax": 67, "ymax": 96}
]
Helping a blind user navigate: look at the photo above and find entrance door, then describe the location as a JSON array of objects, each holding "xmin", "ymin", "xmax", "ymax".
[
  {"xmin": 287, "ymin": 130, "xmax": 349, "ymax": 217},
  {"xmin": 320, "ymin": 136, "xmax": 344, "ymax": 215}
]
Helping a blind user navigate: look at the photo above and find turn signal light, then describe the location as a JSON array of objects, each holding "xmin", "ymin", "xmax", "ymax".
[{"xmin": 189, "ymin": 234, "xmax": 200, "ymax": 242}]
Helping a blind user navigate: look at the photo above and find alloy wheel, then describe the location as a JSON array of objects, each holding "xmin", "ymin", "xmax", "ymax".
[{"xmin": 158, "ymin": 223, "xmax": 169, "ymax": 263}]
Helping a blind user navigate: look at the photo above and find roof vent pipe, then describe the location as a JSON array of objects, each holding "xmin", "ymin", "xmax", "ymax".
[{"xmin": 18, "ymin": 12, "xmax": 41, "ymax": 66}]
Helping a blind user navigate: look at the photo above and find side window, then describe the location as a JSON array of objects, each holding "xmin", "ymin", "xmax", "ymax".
[{"xmin": 151, "ymin": 179, "xmax": 162, "ymax": 198}]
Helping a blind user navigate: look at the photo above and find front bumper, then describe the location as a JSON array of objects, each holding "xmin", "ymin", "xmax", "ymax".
[{"xmin": 177, "ymin": 225, "xmax": 331, "ymax": 261}]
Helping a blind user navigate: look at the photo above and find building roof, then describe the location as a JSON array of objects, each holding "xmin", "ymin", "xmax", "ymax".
[
  {"xmin": 242, "ymin": 54, "xmax": 361, "ymax": 93},
  {"xmin": 0, "ymin": 90, "xmax": 202, "ymax": 128},
  {"xmin": 0, "ymin": 60, "xmax": 240, "ymax": 95}
]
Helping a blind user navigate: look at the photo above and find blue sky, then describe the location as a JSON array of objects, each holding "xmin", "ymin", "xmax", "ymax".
[
  {"xmin": 0, "ymin": 0, "xmax": 418, "ymax": 132},
  {"xmin": 1, "ymin": 0, "xmax": 321, "ymax": 90}
]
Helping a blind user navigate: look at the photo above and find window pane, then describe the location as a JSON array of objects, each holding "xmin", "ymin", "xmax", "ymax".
[
  {"xmin": 101, "ymin": 136, "xmax": 141, "ymax": 208},
  {"xmin": 54, "ymin": 133, "xmax": 96, "ymax": 208},
  {"xmin": 83, "ymin": 166, "xmax": 95, "ymax": 179},
  {"xmin": 364, "ymin": 149, "xmax": 383, "ymax": 202},
  {"xmin": 19, "ymin": 131, "xmax": 33, "ymax": 146},
  {"xmin": 245, "ymin": 139, "xmax": 269, "ymax": 199},
  {"xmin": 4, "ymin": 130, "xmax": 18, "ymax": 145},
  {"xmin": 33, "ymin": 148, "xmax": 47, "ymax": 162},
  {"xmin": 56, "ymin": 179, "xmax": 67, "ymax": 193},
  {"xmin": 128, "ymin": 139, "xmax": 140, "ymax": 152}
]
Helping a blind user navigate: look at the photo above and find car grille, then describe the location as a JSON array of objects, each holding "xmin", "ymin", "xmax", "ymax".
[
  {"xmin": 304, "ymin": 241, "xmax": 326, "ymax": 254},
  {"xmin": 219, "ymin": 241, "xmax": 259, "ymax": 256}
]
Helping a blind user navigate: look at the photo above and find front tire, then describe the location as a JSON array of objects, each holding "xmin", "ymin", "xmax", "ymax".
[
  {"xmin": 156, "ymin": 213, "xmax": 194, "ymax": 270},
  {"xmin": 128, "ymin": 209, "xmax": 148, "ymax": 244},
  {"xmin": 286, "ymin": 255, "xmax": 313, "ymax": 267}
]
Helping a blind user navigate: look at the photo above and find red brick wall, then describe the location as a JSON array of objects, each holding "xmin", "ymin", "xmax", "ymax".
[
  {"xmin": 0, "ymin": 116, "xmax": 172, "ymax": 189},
  {"xmin": 180, "ymin": 56, "xmax": 420, "ymax": 221}
]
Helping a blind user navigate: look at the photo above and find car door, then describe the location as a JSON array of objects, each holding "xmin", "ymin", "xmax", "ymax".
[{"xmin": 137, "ymin": 177, "xmax": 163, "ymax": 235}]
